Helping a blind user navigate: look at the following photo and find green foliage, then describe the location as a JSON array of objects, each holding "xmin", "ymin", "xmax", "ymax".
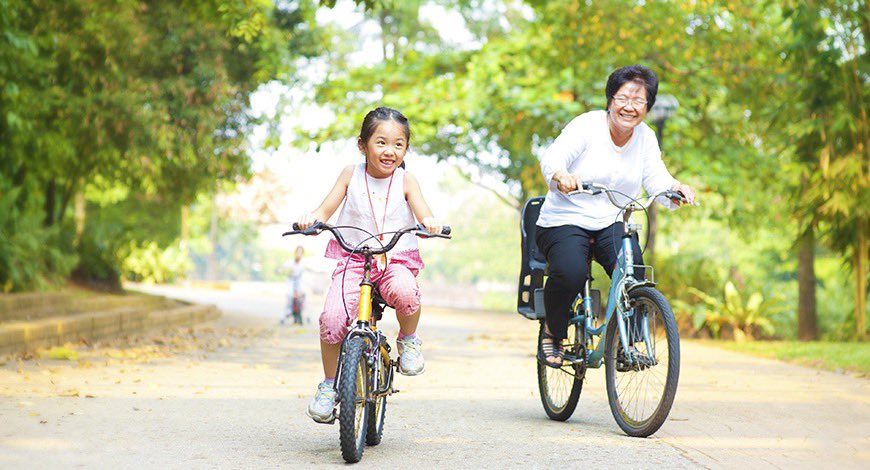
[
  {"xmin": 0, "ymin": 0, "xmax": 322, "ymax": 291},
  {"xmin": 679, "ymin": 281, "xmax": 782, "ymax": 341},
  {"xmin": 123, "ymin": 241, "xmax": 192, "ymax": 284},
  {"xmin": 302, "ymin": 0, "xmax": 868, "ymax": 339},
  {"xmin": 73, "ymin": 228, "xmax": 122, "ymax": 291},
  {"xmin": 0, "ymin": 181, "xmax": 78, "ymax": 292}
]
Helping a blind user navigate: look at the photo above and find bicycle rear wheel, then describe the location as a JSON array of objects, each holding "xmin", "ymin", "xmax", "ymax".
[
  {"xmin": 604, "ymin": 287, "xmax": 680, "ymax": 437},
  {"xmin": 536, "ymin": 320, "xmax": 583, "ymax": 421},
  {"xmin": 339, "ymin": 336, "xmax": 369, "ymax": 462},
  {"xmin": 365, "ymin": 345, "xmax": 390, "ymax": 446}
]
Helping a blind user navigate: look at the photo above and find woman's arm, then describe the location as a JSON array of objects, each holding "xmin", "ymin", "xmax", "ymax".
[
  {"xmin": 541, "ymin": 117, "xmax": 587, "ymax": 193},
  {"xmin": 296, "ymin": 165, "xmax": 354, "ymax": 229},
  {"xmin": 404, "ymin": 172, "xmax": 443, "ymax": 233}
]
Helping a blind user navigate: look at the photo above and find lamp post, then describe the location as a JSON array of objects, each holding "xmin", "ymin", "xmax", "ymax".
[{"xmin": 646, "ymin": 94, "xmax": 678, "ymax": 264}]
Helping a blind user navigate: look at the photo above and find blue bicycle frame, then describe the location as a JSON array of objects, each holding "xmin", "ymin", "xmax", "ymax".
[{"xmin": 563, "ymin": 184, "xmax": 676, "ymax": 370}]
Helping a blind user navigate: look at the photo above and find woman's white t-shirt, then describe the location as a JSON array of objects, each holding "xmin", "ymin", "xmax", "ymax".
[{"xmin": 537, "ymin": 110, "xmax": 678, "ymax": 230}]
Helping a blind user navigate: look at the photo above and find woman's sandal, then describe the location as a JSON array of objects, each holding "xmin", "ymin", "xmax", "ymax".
[{"xmin": 537, "ymin": 331, "xmax": 564, "ymax": 368}]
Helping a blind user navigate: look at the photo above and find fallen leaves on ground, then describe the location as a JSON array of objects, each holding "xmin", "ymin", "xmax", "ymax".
[
  {"xmin": 44, "ymin": 347, "xmax": 79, "ymax": 361},
  {"xmin": 7, "ymin": 324, "xmax": 276, "ymax": 371}
]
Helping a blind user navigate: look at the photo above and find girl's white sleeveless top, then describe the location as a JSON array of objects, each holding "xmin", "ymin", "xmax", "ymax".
[{"xmin": 333, "ymin": 163, "xmax": 418, "ymax": 254}]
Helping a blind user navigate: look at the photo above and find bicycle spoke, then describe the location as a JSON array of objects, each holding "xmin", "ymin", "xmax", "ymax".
[
  {"xmin": 612, "ymin": 296, "xmax": 673, "ymax": 425},
  {"xmin": 538, "ymin": 322, "xmax": 583, "ymax": 420}
]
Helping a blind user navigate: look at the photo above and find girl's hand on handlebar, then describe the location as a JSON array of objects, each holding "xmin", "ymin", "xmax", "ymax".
[
  {"xmin": 670, "ymin": 182, "xmax": 696, "ymax": 206},
  {"xmin": 553, "ymin": 171, "xmax": 583, "ymax": 194},
  {"xmin": 421, "ymin": 216, "xmax": 443, "ymax": 234},
  {"xmin": 295, "ymin": 212, "xmax": 320, "ymax": 230}
]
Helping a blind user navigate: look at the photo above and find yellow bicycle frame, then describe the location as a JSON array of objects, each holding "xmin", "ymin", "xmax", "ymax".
[{"xmin": 358, "ymin": 284, "xmax": 373, "ymax": 323}]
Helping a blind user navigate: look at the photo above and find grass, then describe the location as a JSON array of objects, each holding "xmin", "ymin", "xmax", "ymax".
[{"xmin": 699, "ymin": 340, "xmax": 870, "ymax": 377}]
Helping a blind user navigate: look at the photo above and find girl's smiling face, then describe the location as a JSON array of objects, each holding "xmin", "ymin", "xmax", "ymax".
[{"xmin": 359, "ymin": 120, "xmax": 409, "ymax": 178}]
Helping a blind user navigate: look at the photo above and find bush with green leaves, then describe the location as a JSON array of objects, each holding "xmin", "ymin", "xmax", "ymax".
[
  {"xmin": 676, "ymin": 281, "xmax": 783, "ymax": 341},
  {"xmin": 0, "ymin": 182, "xmax": 78, "ymax": 292},
  {"xmin": 72, "ymin": 229, "xmax": 122, "ymax": 291},
  {"xmin": 122, "ymin": 241, "xmax": 192, "ymax": 284}
]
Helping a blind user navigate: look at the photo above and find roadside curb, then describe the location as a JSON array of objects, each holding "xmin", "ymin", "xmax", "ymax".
[{"xmin": 0, "ymin": 295, "xmax": 221, "ymax": 354}]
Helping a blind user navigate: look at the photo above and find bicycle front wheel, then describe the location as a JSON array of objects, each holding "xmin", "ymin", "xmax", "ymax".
[
  {"xmin": 537, "ymin": 320, "xmax": 583, "ymax": 421},
  {"xmin": 604, "ymin": 287, "xmax": 680, "ymax": 437},
  {"xmin": 365, "ymin": 346, "xmax": 390, "ymax": 446},
  {"xmin": 339, "ymin": 336, "xmax": 370, "ymax": 463}
]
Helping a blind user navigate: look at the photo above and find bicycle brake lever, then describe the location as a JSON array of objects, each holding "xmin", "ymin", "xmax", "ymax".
[{"xmin": 567, "ymin": 189, "xmax": 597, "ymax": 196}]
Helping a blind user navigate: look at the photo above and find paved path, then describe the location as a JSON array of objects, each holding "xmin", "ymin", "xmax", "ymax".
[{"xmin": 1, "ymin": 284, "xmax": 867, "ymax": 468}]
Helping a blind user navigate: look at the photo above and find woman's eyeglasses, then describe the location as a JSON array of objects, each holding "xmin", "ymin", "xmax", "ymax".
[{"xmin": 612, "ymin": 95, "xmax": 648, "ymax": 108}]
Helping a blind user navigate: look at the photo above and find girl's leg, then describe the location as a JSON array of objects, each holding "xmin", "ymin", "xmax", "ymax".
[
  {"xmin": 308, "ymin": 263, "xmax": 365, "ymax": 423},
  {"xmin": 376, "ymin": 263, "xmax": 424, "ymax": 375},
  {"xmin": 318, "ymin": 262, "xmax": 364, "ymax": 377},
  {"xmin": 320, "ymin": 340, "xmax": 341, "ymax": 380},
  {"xmin": 376, "ymin": 263, "xmax": 422, "ymax": 335}
]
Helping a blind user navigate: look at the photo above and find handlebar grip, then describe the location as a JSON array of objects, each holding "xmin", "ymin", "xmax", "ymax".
[
  {"xmin": 283, "ymin": 221, "xmax": 322, "ymax": 237},
  {"xmin": 413, "ymin": 224, "xmax": 452, "ymax": 238}
]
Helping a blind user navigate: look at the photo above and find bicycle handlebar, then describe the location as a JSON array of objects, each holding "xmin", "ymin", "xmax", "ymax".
[
  {"xmin": 568, "ymin": 182, "xmax": 700, "ymax": 209},
  {"xmin": 282, "ymin": 222, "xmax": 451, "ymax": 255}
]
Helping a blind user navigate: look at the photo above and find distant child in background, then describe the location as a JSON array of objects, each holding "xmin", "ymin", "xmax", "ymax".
[
  {"xmin": 280, "ymin": 245, "xmax": 306, "ymax": 325},
  {"xmin": 294, "ymin": 106, "xmax": 445, "ymax": 423}
]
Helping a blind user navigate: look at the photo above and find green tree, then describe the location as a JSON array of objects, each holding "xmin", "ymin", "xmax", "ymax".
[
  {"xmin": 0, "ymin": 0, "xmax": 323, "ymax": 291},
  {"xmin": 764, "ymin": 0, "xmax": 868, "ymax": 339}
]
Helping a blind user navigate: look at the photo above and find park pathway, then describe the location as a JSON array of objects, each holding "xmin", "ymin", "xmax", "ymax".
[{"xmin": 1, "ymin": 284, "xmax": 867, "ymax": 468}]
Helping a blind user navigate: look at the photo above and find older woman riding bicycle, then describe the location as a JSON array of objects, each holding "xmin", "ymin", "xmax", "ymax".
[{"xmin": 536, "ymin": 64, "xmax": 697, "ymax": 368}]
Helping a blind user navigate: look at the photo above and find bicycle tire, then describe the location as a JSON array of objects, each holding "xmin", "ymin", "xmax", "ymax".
[
  {"xmin": 339, "ymin": 336, "xmax": 369, "ymax": 462},
  {"xmin": 365, "ymin": 346, "xmax": 389, "ymax": 446},
  {"xmin": 536, "ymin": 320, "xmax": 583, "ymax": 421},
  {"xmin": 604, "ymin": 286, "xmax": 680, "ymax": 437}
]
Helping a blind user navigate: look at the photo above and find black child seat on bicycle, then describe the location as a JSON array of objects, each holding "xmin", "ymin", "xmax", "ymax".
[
  {"xmin": 517, "ymin": 197, "xmax": 547, "ymax": 320},
  {"xmin": 517, "ymin": 197, "xmax": 599, "ymax": 321}
]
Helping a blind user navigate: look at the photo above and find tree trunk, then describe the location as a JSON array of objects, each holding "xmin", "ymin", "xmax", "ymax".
[
  {"xmin": 797, "ymin": 226, "xmax": 818, "ymax": 341},
  {"xmin": 205, "ymin": 194, "xmax": 218, "ymax": 281},
  {"xmin": 180, "ymin": 205, "xmax": 190, "ymax": 281},
  {"xmin": 856, "ymin": 218, "xmax": 867, "ymax": 339},
  {"xmin": 74, "ymin": 191, "xmax": 86, "ymax": 245},
  {"xmin": 43, "ymin": 180, "xmax": 56, "ymax": 227}
]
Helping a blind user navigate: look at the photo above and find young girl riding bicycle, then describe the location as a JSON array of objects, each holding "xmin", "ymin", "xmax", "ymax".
[{"xmin": 294, "ymin": 107, "xmax": 445, "ymax": 423}]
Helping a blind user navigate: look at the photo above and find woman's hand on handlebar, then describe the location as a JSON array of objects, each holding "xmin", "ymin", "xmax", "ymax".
[
  {"xmin": 553, "ymin": 170, "xmax": 583, "ymax": 194},
  {"xmin": 421, "ymin": 216, "xmax": 444, "ymax": 235},
  {"xmin": 295, "ymin": 212, "xmax": 321, "ymax": 231},
  {"xmin": 670, "ymin": 182, "xmax": 697, "ymax": 206}
]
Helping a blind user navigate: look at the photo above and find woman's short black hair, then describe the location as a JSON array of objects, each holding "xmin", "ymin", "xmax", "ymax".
[
  {"xmin": 359, "ymin": 107, "xmax": 411, "ymax": 144},
  {"xmin": 605, "ymin": 65, "xmax": 658, "ymax": 112}
]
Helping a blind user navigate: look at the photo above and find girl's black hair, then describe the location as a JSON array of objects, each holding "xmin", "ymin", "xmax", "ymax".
[
  {"xmin": 359, "ymin": 107, "xmax": 411, "ymax": 144},
  {"xmin": 605, "ymin": 65, "xmax": 659, "ymax": 112}
]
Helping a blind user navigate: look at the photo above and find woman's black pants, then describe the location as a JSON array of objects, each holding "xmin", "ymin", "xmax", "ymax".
[{"xmin": 535, "ymin": 223, "xmax": 644, "ymax": 340}]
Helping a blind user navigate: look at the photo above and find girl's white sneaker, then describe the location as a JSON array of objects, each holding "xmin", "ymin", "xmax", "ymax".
[
  {"xmin": 397, "ymin": 337, "xmax": 425, "ymax": 376},
  {"xmin": 306, "ymin": 381, "xmax": 336, "ymax": 423}
]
